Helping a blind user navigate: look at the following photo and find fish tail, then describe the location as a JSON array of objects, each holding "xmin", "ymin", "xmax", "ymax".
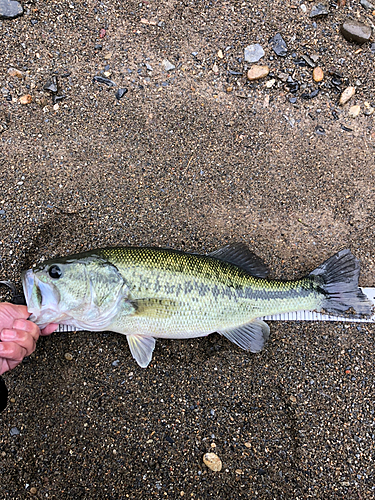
[{"xmin": 309, "ymin": 249, "xmax": 372, "ymax": 318}]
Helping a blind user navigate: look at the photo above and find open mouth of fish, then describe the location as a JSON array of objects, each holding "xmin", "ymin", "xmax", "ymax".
[{"xmin": 21, "ymin": 269, "xmax": 61, "ymax": 325}]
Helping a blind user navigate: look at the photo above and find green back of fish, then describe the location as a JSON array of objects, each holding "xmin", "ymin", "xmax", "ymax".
[{"xmin": 92, "ymin": 247, "xmax": 320, "ymax": 337}]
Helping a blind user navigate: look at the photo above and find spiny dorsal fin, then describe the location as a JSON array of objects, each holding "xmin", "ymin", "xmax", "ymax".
[{"xmin": 209, "ymin": 243, "xmax": 269, "ymax": 278}]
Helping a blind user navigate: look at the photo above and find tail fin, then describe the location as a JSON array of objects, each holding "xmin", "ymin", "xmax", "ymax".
[{"xmin": 309, "ymin": 249, "xmax": 372, "ymax": 318}]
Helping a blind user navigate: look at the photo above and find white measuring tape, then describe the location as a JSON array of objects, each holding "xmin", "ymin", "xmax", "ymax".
[{"xmin": 56, "ymin": 287, "xmax": 375, "ymax": 332}]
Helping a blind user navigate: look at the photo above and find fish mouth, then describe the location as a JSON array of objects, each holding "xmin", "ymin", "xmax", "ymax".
[{"xmin": 21, "ymin": 269, "xmax": 61, "ymax": 325}]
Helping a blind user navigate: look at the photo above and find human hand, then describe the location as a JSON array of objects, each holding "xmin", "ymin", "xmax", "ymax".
[{"xmin": 0, "ymin": 303, "xmax": 58, "ymax": 375}]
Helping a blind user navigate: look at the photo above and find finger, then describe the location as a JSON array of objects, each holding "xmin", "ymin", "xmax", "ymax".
[
  {"xmin": 0, "ymin": 330, "xmax": 36, "ymax": 357},
  {"xmin": 0, "ymin": 341, "xmax": 27, "ymax": 362},
  {"xmin": 41, "ymin": 323, "xmax": 59, "ymax": 336},
  {"xmin": 12, "ymin": 319, "xmax": 40, "ymax": 342}
]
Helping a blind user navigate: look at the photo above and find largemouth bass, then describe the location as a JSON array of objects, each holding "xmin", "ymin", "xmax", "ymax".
[{"xmin": 22, "ymin": 244, "xmax": 372, "ymax": 367}]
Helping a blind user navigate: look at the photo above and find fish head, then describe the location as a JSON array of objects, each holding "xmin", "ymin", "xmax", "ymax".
[{"xmin": 22, "ymin": 254, "xmax": 128, "ymax": 330}]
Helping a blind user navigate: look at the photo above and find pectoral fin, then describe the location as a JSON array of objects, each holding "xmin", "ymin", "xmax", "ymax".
[
  {"xmin": 218, "ymin": 319, "xmax": 270, "ymax": 353},
  {"xmin": 127, "ymin": 334, "xmax": 156, "ymax": 368}
]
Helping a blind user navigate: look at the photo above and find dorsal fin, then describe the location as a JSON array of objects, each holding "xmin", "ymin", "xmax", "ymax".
[{"xmin": 208, "ymin": 243, "xmax": 269, "ymax": 278}]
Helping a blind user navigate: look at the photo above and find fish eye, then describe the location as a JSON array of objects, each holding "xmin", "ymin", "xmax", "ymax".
[{"xmin": 49, "ymin": 265, "xmax": 62, "ymax": 279}]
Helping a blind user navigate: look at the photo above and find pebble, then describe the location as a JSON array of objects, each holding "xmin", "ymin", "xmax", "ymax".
[
  {"xmin": 277, "ymin": 72, "xmax": 289, "ymax": 82},
  {"xmin": 92, "ymin": 75, "xmax": 116, "ymax": 87},
  {"xmin": 244, "ymin": 44, "xmax": 265, "ymax": 63},
  {"xmin": 162, "ymin": 59, "xmax": 175, "ymax": 72},
  {"xmin": 10, "ymin": 427, "xmax": 20, "ymax": 436},
  {"xmin": 360, "ymin": 0, "xmax": 374, "ymax": 10},
  {"xmin": 44, "ymin": 77, "xmax": 58, "ymax": 94},
  {"xmin": 30, "ymin": 487, "xmax": 37, "ymax": 495},
  {"xmin": 8, "ymin": 67, "xmax": 23, "ymax": 79},
  {"xmin": 217, "ymin": 49, "xmax": 224, "ymax": 59},
  {"xmin": 269, "ymin": 33, "xmax": 287, "ymax": 57},
  {"xmin": 340, "ymin": 20, "xmax": 372, "ymax": 44},
  {"xmin": 247, "ymin": 65, "xmax": 270, "ymax": 81},
  {"xmin": 300, "ymin": 4, "xmax": 307, "ymax": 12},
  {"xmin": 348, "ymin": 105, "xmax": 361, "ymax": 117},
  {"xmin": 339, "ymin": 86, "xmax": 355, "ymax": 105},
  {"xmin": 64, "ymin": 353, "xmax": 73, "ymax": 361},
  {"xmin": 203, "ymin": 452, "xmax": 222, "ymax": 472},
  {"xmin": 53, "ymin": 103, "xmax": 59, "ymax": 111},
  {"xmin": 0, "ymin": 0, "xmax": 23, "ymax": 19},
  {"xmin": 265, "ymin": 78, "xmax": 276, "ymax": 88},
  {"xmin": 290, "ymin": 395, "xmax": 297, "ymax": 403},
  {"xmin": 116, "ymin": 88, "xmax": 128, "ymax": 100},
  {"xmin": 99, "ymin": 28, "xmax": 106, "ymax": 38},
  {"xmin": 212, "ymin": 63, "xmax": 219, "ymax": 74},
  {"xmin": 19, "ymin": 95, "xmax": 32, "ymax": 105},
  {"xmin": 309, "ymin": 3, "xmax": 329, "ymax": 17},
  {"xmin": 302, "ymin": 54, "xmax": 315, "ymax": 67},
  {"xmin": 364, "ymin": 102, "xmax": 374, "ymax": 115},
  {"xmin": 313, "ymin": 66, "xmax": 324, "ymax": 82}
]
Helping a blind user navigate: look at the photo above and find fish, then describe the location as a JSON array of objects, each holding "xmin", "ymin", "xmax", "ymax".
[{"xmin": 21, "ymin": 244, "xmax": 372, "ymax": 368}]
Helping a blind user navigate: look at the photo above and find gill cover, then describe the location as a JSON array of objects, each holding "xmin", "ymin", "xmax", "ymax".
[{"xmin": 22, "ymin": 256, "xmax": 129, "ymax": 330}]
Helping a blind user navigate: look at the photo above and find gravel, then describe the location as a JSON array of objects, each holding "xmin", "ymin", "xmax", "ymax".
[{"xmin": 1, "ymin": 1, "xmax": 375, "ymax": 498}]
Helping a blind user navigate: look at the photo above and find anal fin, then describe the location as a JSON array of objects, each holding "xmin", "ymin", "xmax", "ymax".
[
  {"xmin": 218, "ymin": 319, "xmax": 270, "ymax": 353},
  {"xmin": 127, "ymin": 334, "xmax": 156, "ymax": 368}
]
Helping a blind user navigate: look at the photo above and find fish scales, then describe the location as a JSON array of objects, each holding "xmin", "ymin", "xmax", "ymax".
[
  {"xmin": 22, "ymin": 245, "xmax": 372, "ymax": 367},
  {"xmin": 97, "ymin": 247, "xmax": 320, "ymax": 337}
]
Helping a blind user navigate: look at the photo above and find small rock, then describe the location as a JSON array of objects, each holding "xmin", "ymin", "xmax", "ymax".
[
  {"xmin": 244, "ymin": 442, "xmax": 251, "ymax": 448},
  {"xmin": 226, "ymin": 86, "xmax": 233, "ymax": 92},
  {"xmin": 269, "ymin": 33, "xmax": 287, "ymax": 57},
  {"xmin": 302, "ymin": 54, "xmax": 316, "ymax": 67},
  {"xmin": 244, "ymin": 44, "xmax": 265, "ymax": 63},
  {"xmin": 203, "ymin": 452, "xmax": 222, "ymax": 472},
  {"xmin": 300, "ymin": 4, "xmax": 307, "ymax": 12},
  {"xmin": 92, "ymin": 75, "xmax": 116, "ymax": 87},
  {"xmin": 217, "ymin": 49, "xmax": 224, "ymax": 59},
  {"xmin": 247, "ymin": 65, "xmax": 269, "ymax": 81},
  {"xmin": 212, "ymin": 63, "xmax": 219, "ymax": 74},
  {"xmin": 0, "ymin": 0, "xmax": 23, "ymax": 19},
  {"xmin": 309, "ymin": 3, "xmax": 329, "ymax": 17},
  {"xmin": 99, "ymin": 28, "xmax": 106, "ymax": 38},
  {"xmin": 64, "ymin": 353, "xmax": 73, "ymax": 361},
  {"xmin": 19, "ymin": 94, "xmax": 32, "ymax": 105},
  {"xmin": 116, "ymin": 88, "xmax": 128, "ymax": 100},
  {"xmin": 310, "ymin": 54, "xmax": 319, "ymax": 63},
  {"xmin": 277, "ymin": 72, "xmax": 289, "ymax": 82},
  {"xmin": 162, "ymin": 59, "xmax": 175, "ymax": 71},
  {"xmin": 313, "ymin": 67, "xmax": 324, "ymax": 82},
  {"xmin": 339, "ymin": 86, "xmax": 355, "ymax": 105},
  {"xmin": 340, "ymin": 20, "xmax": 372, "ymax": 44},
  {"xmin": 360, "ymin": 0, "xmax": 374, "ymax": 10},
  {"xmin": 364, "ymin": 102, "xmax": 374, "ymax": 115},
  {"xmin": 290, "ymin": 395, "xmax": 297, "ymax": 403},
  {"xmin": 265, "ymin": 79, "xmax": 276, "ymax": 88},
  {"xmin": 44, "ymin": 77, "xmax": 58, "ymax": 94},
  {"xmin": 30, "ymin": 487, "xmax": 37, "ymax": 495},
  {"xmin": 371, "ymin": 43, "xmax": 375, "ymax": 54},
  {"xmin": 10, "ymin": 427, "xmax": 20, "ymax": 436},
  {"xmin": 53, "ymin": 103, "xmax": 59, "ymax": 111},
  {"xmin": 8, "ymin": 67, "xmax": 23, "ymax": 79},
  {"xmin": 348, "ymin": 105, "xmax": 361, "ymax": 117}
]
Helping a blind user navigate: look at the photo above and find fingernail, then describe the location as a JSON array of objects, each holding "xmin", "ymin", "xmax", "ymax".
[
  {"xmin": 1, "ymin": 329, "xmax": 17, "ymax": 340},
  {"xmin": 13, "ymin": 319, "xmax": 27, "ymax": 331}
]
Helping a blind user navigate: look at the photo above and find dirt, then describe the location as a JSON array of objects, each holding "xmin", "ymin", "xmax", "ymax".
[{"xmin": 1, "ymin": 0, "xmax": 375, "ymax": 498}]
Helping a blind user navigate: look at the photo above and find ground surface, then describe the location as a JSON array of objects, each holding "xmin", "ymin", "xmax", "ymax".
[{"xmin": 1, "ymin": 1, "xmax": 375, "ymax": 499}]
